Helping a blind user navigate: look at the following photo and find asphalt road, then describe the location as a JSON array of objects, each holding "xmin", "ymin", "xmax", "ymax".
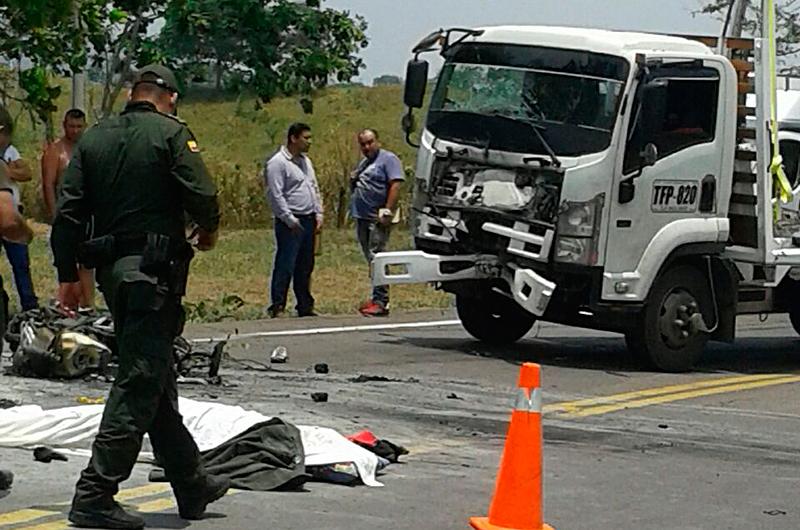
[{"xmin": 1, "ymin": 309, "xmax": 799, "ymax": 530}]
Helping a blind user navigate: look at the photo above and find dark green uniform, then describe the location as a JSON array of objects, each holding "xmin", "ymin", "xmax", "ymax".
[{"xmin": 51, "ymin": 100, "xmax": 220, "ymax": 513}]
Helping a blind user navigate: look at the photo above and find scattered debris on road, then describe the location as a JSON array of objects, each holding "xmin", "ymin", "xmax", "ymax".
[
  {"xmin": 314, "ymin": 363, "xmax": 329, "ymax": 374},
  {"xmin": 5, "ymin": 306, "xmax": 114, "ymax": 379},
  {"xmin": 0, "ymin": 470, "xmax": 13, "ymax": 490},
  {"xmin": 173, "ymin": 337, "xmax": 224, "ymax": 383},
  {"xmin": 311, "ymin": 392, "xmax": 329, "ymax": 403},
  {"xmin": 33, "ymin": 446, "xmax": 69, "ymax": 463},
  {"xmin": 349, "ymin": 374, "xmax": 420, "ymax": 384},
  {"xmin": 271, "ymin": 346, "xmax": 288, "ymax": 363},
  {"xmin": 347, "ymin": 430, "xmax": 409, "ymax": 463},
  {"xmin": 0, "ymin": 399, "xmax": 19, "ymax": 409},
  {"xmin": 3, "ymin": 305, "xmax": 226, "ymax": 384}
]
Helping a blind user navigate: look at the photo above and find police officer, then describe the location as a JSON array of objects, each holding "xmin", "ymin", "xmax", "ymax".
[{"xmin": 52, "ymin": 65, "xmax": 228, "ymax": 529}]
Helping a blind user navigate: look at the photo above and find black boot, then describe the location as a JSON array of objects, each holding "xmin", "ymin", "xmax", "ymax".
[
  {"xmin": 176, "ymin": 475, "xmax": 231, "ymax": 520},
  {"xmin": 68, "ymin": 502, "xmax": 145, "ymax": 530}
]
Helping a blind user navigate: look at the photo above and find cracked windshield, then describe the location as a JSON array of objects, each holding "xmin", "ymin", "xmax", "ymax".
[{"xmin": 429, "ymin": 61, "xmax": 625, "ymax": 156}]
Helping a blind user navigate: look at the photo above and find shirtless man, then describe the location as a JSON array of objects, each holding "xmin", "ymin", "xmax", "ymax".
[{"xmin": 42, "ymin": 109, "xmax": 93, "ymax": 308}]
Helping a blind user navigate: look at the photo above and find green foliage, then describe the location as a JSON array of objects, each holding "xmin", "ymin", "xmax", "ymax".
[
  {"xmin": 160, "ymin": 0, "xmax": 368, "ymax": 103},
  {"xmin": 0, "ymin": 0, "xmax": 104, "ymax": 135},
  {"xmin": 18, "ymin": 67, "xmax": 60, "ymax": 126},
  {"xmin": 1, "ymin": 0, "xmax": 369, "ymax": 130},
  {"xmin": 12, "ymin": 81, "xmax": 416, "ymax": 229},
  {"xmin": 697, "ymin": 1, "xmax": 800, "ymax": 57},
  {"xmin": 3, "ymin": 225, "xmax": 449, "ymax": 320},
  {"xmin": 87, "ymin": 0, "xmax": 170, "ymax": 119},
  {"xmin": 184, "ymin": 294, "xmax": 245, "ymax": 322}
]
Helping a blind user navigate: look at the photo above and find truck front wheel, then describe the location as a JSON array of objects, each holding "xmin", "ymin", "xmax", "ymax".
[
  {"xmin": 625, "ymin": 265, "xmax": 712, "ymax": 372},
  {"xmin": 456, "ymin": 292, "xmax": 536, "ymax": 345}
]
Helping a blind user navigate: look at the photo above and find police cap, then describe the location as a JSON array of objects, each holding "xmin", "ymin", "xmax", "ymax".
[{"xmin": 133, "ymin": 64, "xmax": 179, "ymax": 95}]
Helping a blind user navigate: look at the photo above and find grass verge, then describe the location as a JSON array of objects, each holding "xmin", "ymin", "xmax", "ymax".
[{"xmin": 0, "ymin": 224, "xmax": 450, "ymax": 321}]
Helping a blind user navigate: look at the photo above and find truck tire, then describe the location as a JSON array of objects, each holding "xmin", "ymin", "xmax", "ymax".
[
  {"xmin": 625, "ymin": 265, "xmax": 712, "ymax": 372},
  {"xmin": 456, "ymin": 292, "xmax": 536, "ymax": 345}
]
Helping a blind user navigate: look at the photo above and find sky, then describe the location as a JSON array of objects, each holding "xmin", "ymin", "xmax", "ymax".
[{"xmin": 324, "ymin": 0, "xmax": 723, "ymax": 84}]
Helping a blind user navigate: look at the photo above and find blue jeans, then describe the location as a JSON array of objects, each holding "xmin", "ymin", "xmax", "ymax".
[
  {"xmin": 269, "ymin": 215, "xmax": 316, "ymax": 313},
  {"xmin": 3, "ymin": 240, "xmax": 38, "ymax": 311}
]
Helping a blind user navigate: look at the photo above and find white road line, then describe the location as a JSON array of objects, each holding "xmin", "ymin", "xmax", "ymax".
[{"xmin": 189, "ymin": 319, "xmax": 463, "ymax": 343}]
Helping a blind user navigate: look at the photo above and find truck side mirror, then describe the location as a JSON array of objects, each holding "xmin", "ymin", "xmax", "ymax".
[
  {"xmin": 619, "ymin": 179, "xmax": 635, "ymax": 204},
  {"xmin": 618, "ymin": 143, "xmax": 658, "ymax": 204},
  {"xmin": 404, "ymin": 59, "xmax": 429, "ymax": 109}
]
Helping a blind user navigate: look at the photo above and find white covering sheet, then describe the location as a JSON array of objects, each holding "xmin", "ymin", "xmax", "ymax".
[{"xmin": 0, "ymin": 398, "xmax": 381, "ymax": 487}]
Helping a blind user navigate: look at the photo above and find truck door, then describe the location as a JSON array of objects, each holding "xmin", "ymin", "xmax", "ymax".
[{"xmin": 604, "ymin": 60, "xmax": 728, "ymax": 295}]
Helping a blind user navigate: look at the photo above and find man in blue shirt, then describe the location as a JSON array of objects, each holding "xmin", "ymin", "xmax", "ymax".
[
  {"xmin": 264, "ymin": 123, "xmax": 323, "ymax": 318},
  {"xmin": 350, "ymin": 129, "xmax": 404, "ymax": 317}
]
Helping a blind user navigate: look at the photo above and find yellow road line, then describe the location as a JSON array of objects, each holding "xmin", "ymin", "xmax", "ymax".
[
  {"xmin": 556, "ymin": 375, "xmax": 800, "ymax": 418},
  {"xmin": 116, "ymin": 483, "xmax": 170, "ymax": 501},
  {"xmin": 133, "ymin": 489, "xmax": 239, "ymax": 515},
  {"xmin": 543, "ymin": 373, "xmax": 792, "ymax": 415},
  {"xmin": 0, "ymin": 509, "xmax": 59, "ymax": 526},
  {"xmin": 134, "ymin": 496, "xmax": 176, "ymax": 513},
  {"xmin": 13, "ymin": 521, "xmax": 67, "ymax": 530},
  {"xmin": 9, "ymin": 488, "xmax": 240, "ymax": 530},
  {"xmin": 1, "ymin": 484, "xmax": 171, "ymax": 528}
]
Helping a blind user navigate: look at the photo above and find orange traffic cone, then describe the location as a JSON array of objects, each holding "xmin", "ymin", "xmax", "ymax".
[{"xmin": 470, "ymin": 363, "xmax": 554, "ymax": 530}]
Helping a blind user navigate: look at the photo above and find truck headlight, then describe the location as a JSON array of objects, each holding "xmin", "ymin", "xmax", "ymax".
[
  {"xmin": 554, "ymin": 194, "xmax": 604, "ymax": 265},
  {"xmin": 555, "ymin": 237, "xmax": 596, "ymax": 265},
  {"xmin": 558, "ymin": 200, "xmax": 598, "ymax": 237}
]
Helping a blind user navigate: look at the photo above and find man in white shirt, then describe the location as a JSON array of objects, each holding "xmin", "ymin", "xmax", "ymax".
[{"xmin": 264, "ymin": 122, "xmax": 323, "ymax": 318}]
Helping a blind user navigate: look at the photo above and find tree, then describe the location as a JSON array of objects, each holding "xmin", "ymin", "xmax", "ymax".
[
  {"xmin": 86, "ymin": 1, "xmax": 170, "ymax": 119},
  {"xmin": 0, "ymin": 1, "xmax": 174, "ymax": 132},
  {"xmin": 0, "ymin": 0, "xmax": 105, "ymax": 136},
  {"xmin": 697, "ymin": 0, "xmax": 800, "ymax": 58},
  {"xmin": 160, "ymin": 0, "xmax": 368, "ymax": 107}
]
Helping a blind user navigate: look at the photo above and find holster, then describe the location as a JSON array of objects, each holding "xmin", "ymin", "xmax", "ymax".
[
  {"xmin": 168, "ymin": 250, "xmax": 193, "ymax": 297},
  {"xmin": 141, "ymin": 233, "xmax": 194, "ymax": 297},
  {"xmin": 79, "ymin": 232, "xmax": 194, "ymax": 296}
]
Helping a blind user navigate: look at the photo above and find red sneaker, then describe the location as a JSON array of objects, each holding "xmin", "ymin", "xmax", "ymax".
[
  {"xmin": 360, "ymin": 301, "xmax": 389, "ymax": 317},
  {"xmin": 358, "ymin": 299, "xmax": 372, "ymax": 312}
]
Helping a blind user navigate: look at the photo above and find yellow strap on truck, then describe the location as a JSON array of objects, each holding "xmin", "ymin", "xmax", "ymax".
[{"xmin": 767, "ymin": 0, "xmax": 793, "ymax": 216}]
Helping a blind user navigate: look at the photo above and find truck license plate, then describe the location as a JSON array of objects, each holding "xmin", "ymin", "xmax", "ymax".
[{"xmin": 651, "ymin": 180, "xmax": 698, "ymax": 213}]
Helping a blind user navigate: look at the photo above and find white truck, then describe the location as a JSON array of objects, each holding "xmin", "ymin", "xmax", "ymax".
[{"xmin": 372, "ymin": 16, "xmax": 800, "ymax": 372}]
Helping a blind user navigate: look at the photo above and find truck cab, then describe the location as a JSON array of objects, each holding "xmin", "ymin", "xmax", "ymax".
[{"xmin": 374, "ymin": 25, "xmax": 800, "ymax": 371}]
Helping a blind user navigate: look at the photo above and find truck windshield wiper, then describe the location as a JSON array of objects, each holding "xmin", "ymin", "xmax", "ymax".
[{"xmin": 486, "ymin": 112, "xmax": 562, "ymax": 169}]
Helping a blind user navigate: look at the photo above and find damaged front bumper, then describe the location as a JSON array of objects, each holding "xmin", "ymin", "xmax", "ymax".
[{"xmin": 371, "ymin": 250, "xmax": 556, "ymax": 317}]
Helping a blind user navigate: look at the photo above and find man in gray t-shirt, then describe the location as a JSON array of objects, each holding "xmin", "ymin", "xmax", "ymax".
[{"xmin": 350, "ymin": 128, "xmax": 404, "ymax": 317}]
